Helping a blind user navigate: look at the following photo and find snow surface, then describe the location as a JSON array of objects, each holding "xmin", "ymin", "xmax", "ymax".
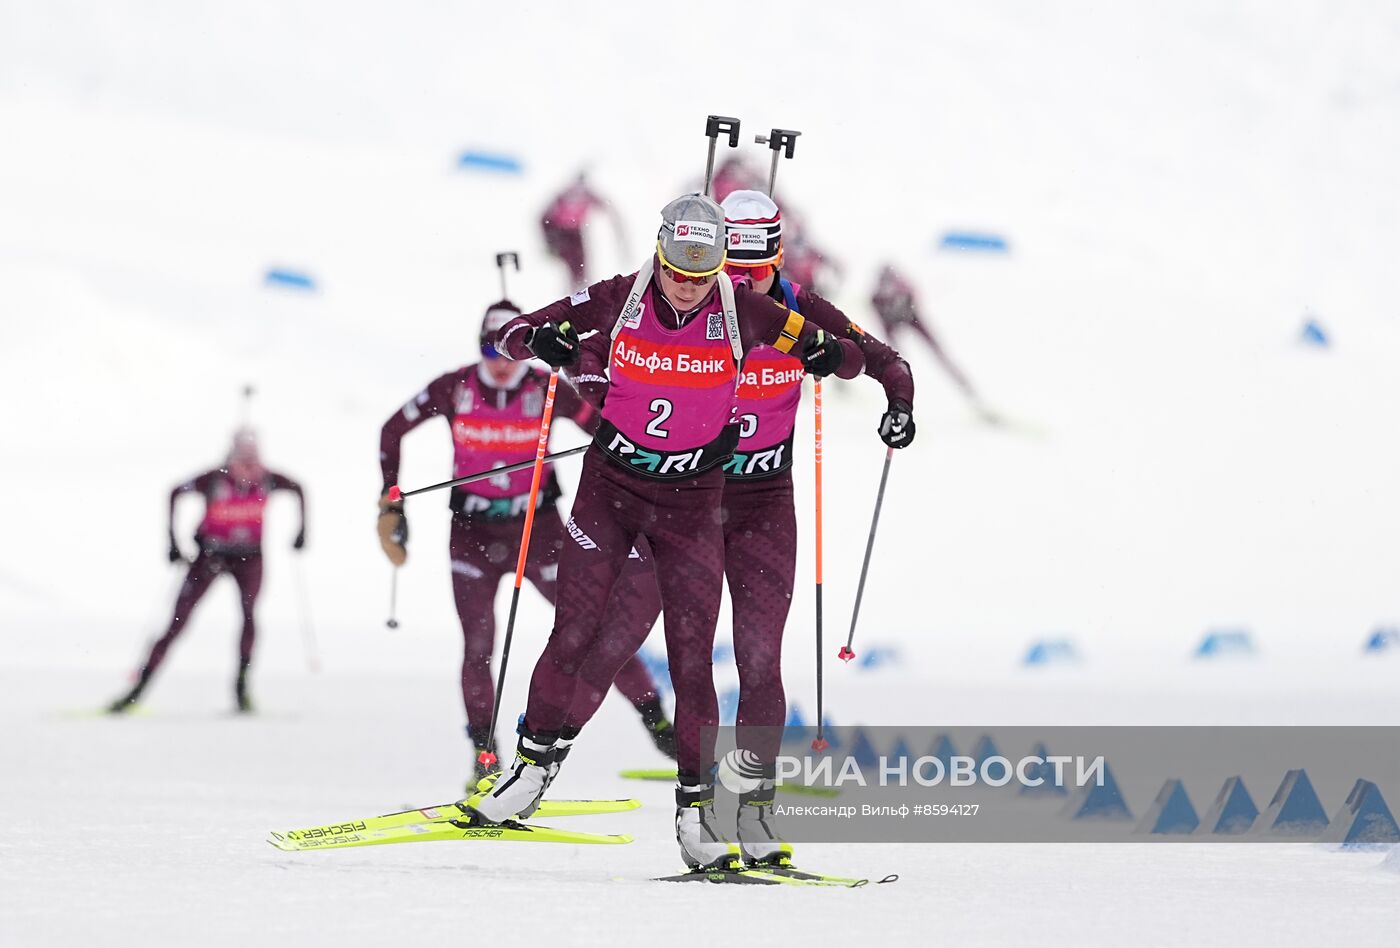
[{"xmin": 3, "ymin": 1, "xmax": 1400, "ymax": 945}]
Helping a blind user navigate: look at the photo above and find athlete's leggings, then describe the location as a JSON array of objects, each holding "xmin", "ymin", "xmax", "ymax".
[
  {"xmin": 137, "ymin": 548, "xmax": 263, "ymax": 684},
  {"xmin": 563, "ymin": 470, "xmax": 796, "ymax": 764},
  {"xmin": 450, "ymin": 504, "xmax": 661, "ymax": 748},
  {"xmin": 525, "ymin": 448, "xmax": 727, "ymax": 778}
]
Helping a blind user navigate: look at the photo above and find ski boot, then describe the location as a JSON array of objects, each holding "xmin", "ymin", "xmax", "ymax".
[
  {"xmin": 106, "ymin": 671, "xmax": 150, "ymax": 715},
  {"xmin": 649, "ymin": 720, "xmax": 678, "ymax": 759},
  {"xmin": 637, "ymin": 697, "xmax": 678, "ymax": 760},
  {"xmin": 737, "ymin": 773, "xmax": 793, "ymax": 867},
  {"xmin": 675, "ymin": 779, "xmax": 741, "ymax": 870},
  {"xmin": 466, "ymin": 727, "xmax": 558, "ymax": 824},
  {"xmin": 106, "ymin": 688, "xmax": 143, "ymax": 715},
  {"xmin": 466, "ymin": 730, "xmax": 574, "ymax": 818},
  {"xmin": 234, "ymin": 665, "xmax": 253, "ymax": 714}
]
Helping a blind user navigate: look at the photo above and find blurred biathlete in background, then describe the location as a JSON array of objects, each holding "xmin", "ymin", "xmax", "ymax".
[
  {"xmin": 871, "ymin": 263, "xmax": 997, "ymax": 422},
  {"xmin": 557, "ymin": 189, "xmax": 915, "ymax": 868},
  {"xmin": 467, "ymin": 192, "xmax": 865, "ymax": 870},
  {"xmin": 377, "ymin": 299, "xmax": 674, "ymax": 787},
  {"xmin": 708, "ymin": 154, "xmax": 765, "ymax": 203},
  {"xmin": 539, "ymin": 172, "xmax": 627, "ymax": 292},
  {"xmin": 108, "ymin": 429, "xmax": 305, "ymax": 715}
]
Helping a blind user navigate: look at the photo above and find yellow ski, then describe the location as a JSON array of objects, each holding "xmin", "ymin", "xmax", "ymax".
[
  {"xmin": 269, "ymin": 817, "xmax": 632, "ymax": 852},
  {"xmin": 276, "ymin": 796, "xmax": 639, "ymax": 841}
]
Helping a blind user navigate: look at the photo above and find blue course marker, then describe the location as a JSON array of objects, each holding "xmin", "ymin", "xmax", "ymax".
[
  {"xmin": 888, "ymin": 736, "xmax": 915, "ymax": 770},
  {"xmin": 1322, "ymin": 779, "xmax": 1400, "ymax": 848},
  {"xmin": 1256, "ymin": 769, "xmax": 1328, "ymax": 838},
  {"xmin": 848, "ymin": 729, "xmax": 881, "ymax": 770},
  {"xmin": 970, "ymin": 734, "xmax": 1007, "ymax": 783},
  {"xmin": 1195, "ymin": 629, "xmax": 1255, "ymax": 659},
  {"xmin": 1365, "ymin": 627, "xmax": 1399, "ymax": 653},
  {"xmin": 458, "ymin": 150, "xmax": 524, "ymax": 174},
  {"xmin": 1061, "ymin": 759, "xmax": 1133, "ymax": 821},
  {"xmin": 1136, "ymin": 779, "xmax": 1200, "ymax": 835},
  {"xmin": 1300, "ymin": 319, "xmax": 1329, "ymax": 347},
  {"xmin": 858, "ymin": 645, "xmax": 902, "ymax": 669},
  {"xmin": 1198, "ymin": 776, "xmax": 1259, "ymax": 835},
  {"xmin": 939, "ymin": 231, "xmax": 1009, "ymax": 253},
  {"xmin": 928, "ymin": 733, "xmax": 958, "ymax": 768},
  {"xmin": 263, "ymin": 268, "xmax": 316, "ymax": 291},
  {"xmin": 1024, "ymin": 638, "xmax": 1079, "ymax": 666}
]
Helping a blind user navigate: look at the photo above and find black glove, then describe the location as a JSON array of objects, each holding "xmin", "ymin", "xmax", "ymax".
[
  {"xmin": 293, "ymin": 528, "xmax": 306, "ymax": 551},
  {"xmin": 526, "ymin": 321, "xmax": 580, "ymax": 368},
  {"xmin": 167, "ymin": 536, "xmax": 184, "ymax": 563},
  {"xmin": 800, "ymin": 329, "xmax": 844, "ymax": 378},
  {"xmin": 879, "ymin": 400, "xmax": 916, "ymax": 448}
]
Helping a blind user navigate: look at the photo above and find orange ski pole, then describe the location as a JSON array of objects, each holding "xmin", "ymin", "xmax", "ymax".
[
  {"xmin": 477, "ymin": 368, "xmax": 561, "ymax": 768},
  {"xmin": 811, "ymin": 379, "xmax": 830, "ymax": 752}
]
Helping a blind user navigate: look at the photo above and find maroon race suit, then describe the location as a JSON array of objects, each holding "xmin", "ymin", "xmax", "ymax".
[
  {"xmin": 540, "ymin": 179, "xmax": 606, "ymax": 289},
  {"xmin": 496, "ymin": 262, "xmax": 865, "ymax": 781},
  {"xmin": 119, "ymin": 467, "xmax": 305, "ymax": 707},
  {"xmin": 560, "ymin": 277, "xmax": 915, "ymax": 764},
  {"xmin": 708, "ymin": 157, "xmax": 766, "ymax": 204},
  {"xmin": 378, "ymin": 362, "xmax": 666, "ymax": 752}
]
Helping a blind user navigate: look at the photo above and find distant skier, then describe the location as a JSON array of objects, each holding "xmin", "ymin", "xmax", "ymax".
[
  {"xmin": 108, "ymin": 429, "xmax": 305, "ymax": 714},
  {"xmin": 468, "ymin": 192, "xmax": 865, "ymax": 870},
  {"xmin": 558, "ymin": 189, "xmax": 915, "ymax": 867},
  {"xmin": 871, "ymin": 263, "xmax": 996, "ymax": 420},
  {"xmin": 539, "ymin": 172, "xmax": 626, "ymax": 291},
  {"xmin": 377, "ymin": 300, "xmax": 674, "ymax": 785}
]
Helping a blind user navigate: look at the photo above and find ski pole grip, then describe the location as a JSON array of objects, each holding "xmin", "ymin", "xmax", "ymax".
[
  {"xmin": 387, "ymin": 485, "xmax": 402, "ymax": 503},
  {"xmin": 705, "ymin": 115, "xmax": 741, "ymax": 147},
  {"xmin": 496, "ymin": 252, "xmax": 520, "ymax": 271}
]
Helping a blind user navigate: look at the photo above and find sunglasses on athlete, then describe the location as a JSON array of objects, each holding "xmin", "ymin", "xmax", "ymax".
[
  {"xmin": 659, "ymin": 261, "xmax": 717, "ymax": 286},
  {"xmin": 724, "ymin": 263, "xmax": 775, "ymax": 282}
]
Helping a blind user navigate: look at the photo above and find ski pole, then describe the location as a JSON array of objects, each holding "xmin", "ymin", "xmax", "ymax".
[
  {"xmin": 385, "ymin": 567, "xmax": 400, "ymax": 630},
  {"xmin": 291, "ymin": 556, "xmax": 320, "ymax": 673},
  {"xmin": 478, "ymin": 363, "xmax": 563, "ymax": 768},
  {"xmin": 752, "ymin": 126, "xmax": 822, "ymax": 748},
  {"xmin": 841, "ymin": 447, "xmax": 895, "ymax": 663},
  {"xmin": 386, "ymin": 445, "xmax": 588, "ymax": 502},
  {"xmin": 702, "ymin": 115, "xmax": 742, "ymax": 197},
  {"xmin": 811, "ymin": 378, "xmax": 829, "ymax": 752},
  {"xmin": 495, "ymin": 252, "xmax": 519, "ymax": 298}
]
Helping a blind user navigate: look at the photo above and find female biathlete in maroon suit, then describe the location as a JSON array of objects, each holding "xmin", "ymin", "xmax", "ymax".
[
  {"xmin": 377, "ymin": 301, "xmax": 675, "ymax": 783},
  {"xmin": 108, "ymin": 429, "xmax": 305, "ymax": 714},
  {"xmin": 557, "ymin": 190, "xmax": 916, "ymax": 866},
  {"xmin": 468, "ymin": 193, "xmax": 864, "ymax": 870}
]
